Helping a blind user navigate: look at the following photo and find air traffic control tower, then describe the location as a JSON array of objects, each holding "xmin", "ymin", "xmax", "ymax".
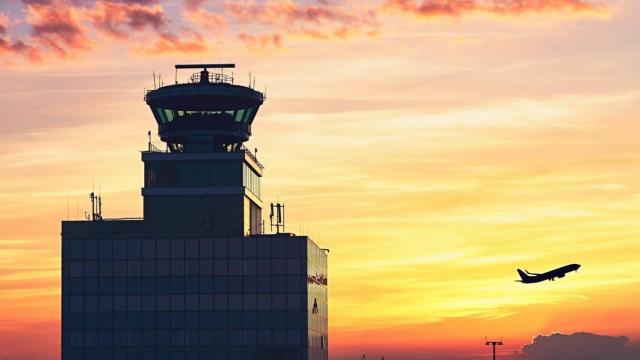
[{"xmin": 61, "ymin": 64, "xmax": 328, "ymax": 360}]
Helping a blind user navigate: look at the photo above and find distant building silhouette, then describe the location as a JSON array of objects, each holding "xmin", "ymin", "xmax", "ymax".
[{"xmin": 61, "ymin": 64, "xmax": 328, "ymax": 360}]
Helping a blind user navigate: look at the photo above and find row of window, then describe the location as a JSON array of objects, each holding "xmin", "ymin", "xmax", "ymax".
[
  {"xmin": 64, "ymin": 310, "xmax": 309, "ymax": 330},
  {"xmin": 63, "ymin": 237, "xmax": 307, "ymax": 261},
  {"xmin": 67, "ymin": 328, "xmax": 308, "ymax": 347},
  {"xmin": 153, "ymin": 108, "xmax": 256, "ymax": 125},
  {"xmin": 64, "ymin": 276, "xmax": 308, "ymax": 296},
  {"xmin": 145, "ymin": 161, "xmax": 244, "ymax": 189},
  {"xmin": 63, "ymin": 345, "xmax": 308, "ymax": 360},
  {"xmin": 65, "ymin": 259, "xmax": 306, "ymax": 277},
  {"xmin": 64, "ymin": 293, "xmax": 312, "ymax": 313}
]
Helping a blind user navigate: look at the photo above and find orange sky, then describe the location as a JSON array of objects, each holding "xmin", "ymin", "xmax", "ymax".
[{"xmin": 1, "ymin": 0, "xmax": 640, "ymax": 359}]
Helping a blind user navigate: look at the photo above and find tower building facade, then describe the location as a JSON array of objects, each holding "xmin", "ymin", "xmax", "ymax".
[{"xmin": 61, "ymin": 64, "xmax": 328, "ymax": 360}]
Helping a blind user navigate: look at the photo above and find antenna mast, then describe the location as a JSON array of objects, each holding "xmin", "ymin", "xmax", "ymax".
[
  {"xmin": 270, "ymin": 202, "xmax": 285, "ymax": 233},
  {"xmin": 90, "ymin": 192, "xmax": 103, "ymax": 221}
]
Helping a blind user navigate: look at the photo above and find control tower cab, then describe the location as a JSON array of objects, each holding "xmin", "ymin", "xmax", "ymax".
[
  {"xmin": 145, "ymin": 64, "xmax": 264, "ymax": 153},
  {"xmin": 142, "ymin": 64, "xmax": 265, "ymax": 237}
]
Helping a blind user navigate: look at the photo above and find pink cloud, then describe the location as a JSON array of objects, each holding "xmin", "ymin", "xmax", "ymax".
[
  {"xmin": 0, "ymin": 12, "xmax": 8, "ymax": 35},
  {"xmin": 237, "ymin": 32, "xmax": 283, "ymax": 49},
  {"xmin": 223, "ymin": 0, "xmax": 379, "ymax": 43},
  {"xmin": 25, "ymin": 0, "xmax": 91, "ymax": 56},
  {"xmin": 0, "ymin": 0, "xmax": 611, "ymax": 65},
  {"xmin": 0, "ymin": 11, "xmax": 42, "ymax": 62},
  {"xmin": 224, "ymin": 0, "xmax": 376, "ymax": 26},
  {"xmin": 138, "ymin": 30, "xmax": 207, "ymax": 54},
  {"xmin": 0, "ymin": 38, "xmax": 43, "ymax": 63},
  {"xmin": 71, "ymin": 0, "xmax": 161, "ymax": 5},
  {"xmin": 183, "ymin": 0, "xmax": 206, "ymax": 11},
  {"xmin": 184, "ymin": 0, "xmax": 228, "ymax": 31},
  {"xmin": 384, "ymin": 0, "xmax": 605, "ymax": 18},
  {"xmin": 88, "ymin": 1, "xmax": 166, "ymax": 39}
]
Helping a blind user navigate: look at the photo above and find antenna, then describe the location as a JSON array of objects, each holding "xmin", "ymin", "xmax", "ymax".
[
  {"xmin": 153, "ymin": 70, "xmax": 156, "ymax": 89},
  {"xmin": 90, "ymin": 192, "xmax": 95, "ymax": 221},
  {"xmin": 89, "ymin": 191, "xmax": 103, "ymax": 221},
  {"xmin": 270, "ymin": 202, "xmax": 285, "ymax": 233},
  {"xmin": 485, "ymin": 337, "xmax": 504, "ymax": 360}
]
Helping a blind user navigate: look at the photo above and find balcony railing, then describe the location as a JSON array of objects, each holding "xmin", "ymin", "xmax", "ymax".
[
  {"xmin": 145, "ymin": 142, "xmax": 168, "ymax": 153},
  {"xmin": 190, "ymin": 72, "xmax": 234, "ymax": 84},
  {"xmin": 242, "ymin": 145, "xmax": 264, "ymax": 169},
  {"xmin": 142, "ymin": 142, "xmax": 264, "ymax": 169}
]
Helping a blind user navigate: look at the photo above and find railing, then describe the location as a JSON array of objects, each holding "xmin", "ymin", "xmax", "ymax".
[
  {"xmin": 145, "ymin": 142, "xmax": 168, "ymax": 153},
  {"xmin": 142, "ymin": 142, "xmax": 263, "ymax": 168},
  {"xmin": 190, "ymin": 72, "xmax": 234, "ymax": 84},
  {"xmin": 242, "ymin": 145, "xmax": 264, "ymax": 169},
  {"xmin": 144, "ymin": 71, "xmax": 266, "ymax": 102}
]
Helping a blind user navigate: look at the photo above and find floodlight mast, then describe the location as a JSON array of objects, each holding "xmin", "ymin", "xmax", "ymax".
[{"xmin": 485, "ymin": 337, "xmax": 504, "ymax": 360}]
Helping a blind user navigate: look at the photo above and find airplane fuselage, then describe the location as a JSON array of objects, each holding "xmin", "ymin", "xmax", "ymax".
[{"xmin": 516, "ymin": 264, "xmax": 580, "ymax": 284}]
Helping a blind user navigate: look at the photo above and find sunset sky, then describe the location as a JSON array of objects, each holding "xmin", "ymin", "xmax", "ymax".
[{"xmin": 1, "ymin": 0, "xmax": 640, "ymax": 359}]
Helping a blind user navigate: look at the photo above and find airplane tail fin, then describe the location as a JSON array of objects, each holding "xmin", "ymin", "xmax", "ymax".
[{"xmin": 517, "ymin": 269, "xmax": 531, "ymax": 282}]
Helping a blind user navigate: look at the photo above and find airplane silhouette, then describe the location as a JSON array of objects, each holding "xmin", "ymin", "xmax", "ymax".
[{"xmin": 516, "ymin": 264, "xmax": 581, "ymax": 283}]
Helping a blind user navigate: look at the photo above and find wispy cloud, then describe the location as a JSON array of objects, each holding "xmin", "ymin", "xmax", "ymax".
[
  {"xmin": 181, "ymin": 2, "xmax": 227, "ymax": 33},
  {"xmin": 223, "ymin": 0, "xmax": 379, "ymax": 43},
  {"xmin": 88, "ymin": 1, "xmax": 166, "ymax": 39},
  {"xmin": 384, "ymin": 0, "xmax": 606, "ymax": 18},
  {"xmin": 136, "ymin": 30, "xmax": 206, "ymax": 55},
  {"xmin": 182, "ymin": 0, "xmax": 206, "ymax": 12},
  {"xmin": 25, "ymin": 0, "xmax": 91, "ymax": 56},
  {"xmin": 0, "ymin": 12, "xmax": 8, "ymax": 35},
  {"xmin": 237, "ymin": 32, "xmax": 283, "ymax": 50},
  {"xmin": 0, "ymin": 11, "xmax": 42, "ymax": 62}
]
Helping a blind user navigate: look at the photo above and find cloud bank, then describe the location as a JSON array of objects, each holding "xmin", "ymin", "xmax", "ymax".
[{"xmin": 519, "ymin": 332, "xmax": 640, "ymax": 360}]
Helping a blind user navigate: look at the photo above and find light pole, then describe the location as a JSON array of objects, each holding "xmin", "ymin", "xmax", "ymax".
[{"xmin": 485, "ymin": 337, "xmax": 504, "ymax": 360}]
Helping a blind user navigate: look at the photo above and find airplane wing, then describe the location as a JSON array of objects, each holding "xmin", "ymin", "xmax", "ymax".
[{"xmin": 525, "ymin": 269, "xmax": 541, "ymax": 276}]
